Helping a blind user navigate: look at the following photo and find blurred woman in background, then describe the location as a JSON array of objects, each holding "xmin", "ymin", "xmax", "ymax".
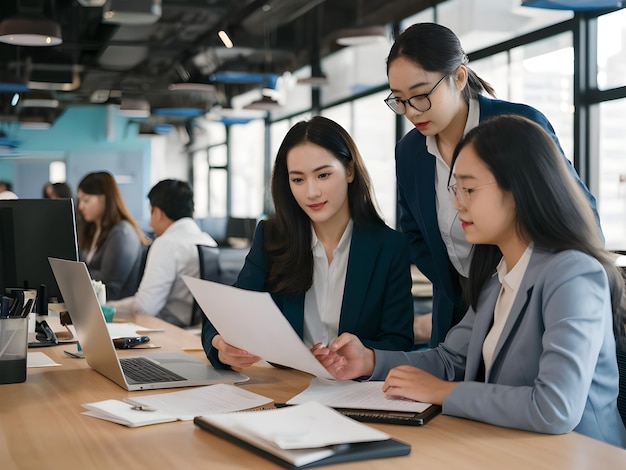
[{"xmin": 77, "ymin": 171, "xmax": 150, "ymax": 300}]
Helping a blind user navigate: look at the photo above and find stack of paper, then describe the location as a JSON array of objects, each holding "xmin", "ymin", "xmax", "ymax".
[
  {"xmin": 82, "ymin": 384, "xmax": 273, "ymax": 427},
  {"xmin": 194, "ymin": 401, "xmax": 410, "ymax": 468},
  {"xmin": 287, "ymin": 378, "xmax": 431, "ymax": 412}
]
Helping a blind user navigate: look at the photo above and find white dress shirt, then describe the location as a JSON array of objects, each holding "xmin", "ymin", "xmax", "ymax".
[
  {"xmin": 302, "ymin": 220, "xmax": 353, "ymax": 348},
  {"xmin": 429, "ymin": 98, "xmax": 480, "ymax": 278},
  {"xmin": 108, "ymin": 217, "xmax": 216, "ymax": 327},
  {"xmin": 482, "ymin": 244, "xmax": 534, "ymax": 377}
]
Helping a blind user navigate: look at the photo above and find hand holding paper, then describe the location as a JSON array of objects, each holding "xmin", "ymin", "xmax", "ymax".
[{"xmin": 183, "ymin": 277, "xmax": 333, "ymax": 379}]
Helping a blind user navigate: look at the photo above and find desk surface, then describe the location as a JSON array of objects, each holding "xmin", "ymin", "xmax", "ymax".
[{"xmin": 2, "ymin": 315, "xmax": 624, "ymax": 469}]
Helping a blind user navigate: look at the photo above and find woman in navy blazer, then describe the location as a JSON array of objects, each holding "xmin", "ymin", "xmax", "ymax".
[
  {"xmin": 314, "ymin": 116, "xmax": 626, "ymax": 447},
  {"xmin": 384, "ymin": 23, "xmax": 599, "ymax": 347},
  {"xmin": 202, "ymin": 116, "xmax": 415, "ymax": 371}
]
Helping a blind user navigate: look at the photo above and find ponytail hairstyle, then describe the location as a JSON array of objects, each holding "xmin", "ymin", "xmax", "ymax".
[{"xmin": 387, "ymin": 22, "xmax": 496, "ymax": 101}]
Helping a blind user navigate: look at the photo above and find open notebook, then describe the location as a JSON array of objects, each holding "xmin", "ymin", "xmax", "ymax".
[
  {"xmin": 194, "ymin": 401, "xmax": 411, "ymax": 468},
  {"xmin": 49, "ymin": 258, "xmax": 248, "ymax": 391}
]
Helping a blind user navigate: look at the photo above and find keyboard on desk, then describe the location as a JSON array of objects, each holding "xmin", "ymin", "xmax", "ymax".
[{"xmin": 120, "ymin": 357, "xmax": 187, "ymax": 383}]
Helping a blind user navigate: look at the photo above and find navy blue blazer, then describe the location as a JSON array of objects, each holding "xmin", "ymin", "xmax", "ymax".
[
  {"xmin": 395, "ymin": 95, "xmax": 599, "ymax": 347},
  {"xmin": 371, "ymin": 249, "xmax": 626, "ymax": 448},
  {"xmin": 202, "ymin": 220, "xmax": 415, "ymax": 368}
]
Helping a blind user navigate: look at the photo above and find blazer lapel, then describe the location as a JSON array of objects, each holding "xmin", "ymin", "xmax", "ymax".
[
  {"xmin": 465, "ymin": 275, "xmax": 499, "ymax": 380},
  {"xmin": 282, "ymin": 295, "xmax": 305, "ymax": 337},
  {"xmin": 339, "ymin": 226, "xmax": 380, "ymax": 333},
  {"xmin": 487, "ymin": 250, "xmax": 548, "ymax": 380}
]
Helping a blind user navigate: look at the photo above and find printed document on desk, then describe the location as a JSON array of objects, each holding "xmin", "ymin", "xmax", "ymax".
[
  {"xmin": 194, "ymin": 401, "xmax": 410, "ymax": 468},
  {"xmin": 183, "ymin": 277, "xmax": 332, "ymax": 379},
  {"xmin": 82, "ymin": 383, "xmax": 273, "ymax": 427},
  {"xmin": 287, "ymin": 378, "xmax": 431, "ymax": 412}
]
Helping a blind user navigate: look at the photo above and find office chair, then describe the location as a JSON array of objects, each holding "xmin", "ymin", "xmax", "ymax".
[{"xmin": 190, "ymin": 245, "xmax": 221, "ymax": 326}]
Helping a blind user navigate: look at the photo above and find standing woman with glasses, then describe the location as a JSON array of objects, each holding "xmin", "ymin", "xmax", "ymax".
[{"xmin": 384, "ymin": 22, "xmax": 599, "ymax": 347}]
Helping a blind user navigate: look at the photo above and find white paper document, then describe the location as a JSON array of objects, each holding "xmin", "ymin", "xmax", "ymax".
[
  {"xmin": 27, "ymin": 352, "xmax": 61, "ymax": 368},
  {"xmin": 82, "ymin": 383, "xmax": 273, "ymax": 427},
  {"xmin": 183, "ymin": 277, "xmax": 333, "ymax": 379},
  {"xmin": 198, "ymin": 401, "xmax": 390, "ymax": 467},
  {"xmin": 105, "ymin": 322, "xmax": 165, "ymax": 338},
  {"xmin": 287, "ymin": 378, "xmax": 432, "ymax": 412}
]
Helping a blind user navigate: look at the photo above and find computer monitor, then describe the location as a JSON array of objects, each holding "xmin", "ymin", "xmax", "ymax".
[{"xmin": 0, "ymin": 199, "xmax": 79, "ymax": 307}]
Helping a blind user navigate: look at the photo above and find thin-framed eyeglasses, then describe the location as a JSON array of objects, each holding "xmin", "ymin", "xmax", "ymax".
[
  {"xmin": 384, "ymin": 74, "xmax": 449, "ymax": 115},
  {"xmin": 447, "ymin": 182, "xmax": 497, "ymax": 206}
]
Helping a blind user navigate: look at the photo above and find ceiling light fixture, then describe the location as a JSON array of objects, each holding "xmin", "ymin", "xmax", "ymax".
[
  {"xmin": 77, "ymin": 0, "xmax": 107, "ymax": 6},
  {"xmin": 168, "ymin": 82, "xmax": 216, "ymax": 92},
  {"xmin": 0, "ymin": 17, "xmax": 63, "ymax": 47},
  {"xmin": 243, "ymin": 95, "xmax": 281, "ymax": 111},
  {"xmin": 119, "ymin": 98, "xmax": 151, "ymax": 118},
  {"xmin": 521, "ymin": 0, "xmax": 623, "ymax": 10},
  {"xmin": 102, "ymin": 0, "xmax": 162, "ymax": 25},
  {"xmin": 335, "ymin": 26, "xmax": 388, "ymax": 47},
  {"xmin": 218, "ymin": 30, "xmax": 233, "ymax": 48}
]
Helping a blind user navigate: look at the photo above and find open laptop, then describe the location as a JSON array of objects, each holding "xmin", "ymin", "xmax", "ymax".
[{"xmin": 49, "ymin": 257, "xmax": 248, "ymax": 391}]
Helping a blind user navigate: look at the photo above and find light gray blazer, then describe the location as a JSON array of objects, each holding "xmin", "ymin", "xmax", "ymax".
[
  {"xmin": 81, "ymin": 220, "xmax": 144, "ymax": 301},
  {"xmin": 372, "ymin": 248, "xmax": 626, "ymax": 448}
]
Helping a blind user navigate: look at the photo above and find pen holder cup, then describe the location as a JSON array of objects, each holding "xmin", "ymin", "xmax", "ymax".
[{"xmin": 0, "ymin": 316, "xmax": 29, "ymax": 384}]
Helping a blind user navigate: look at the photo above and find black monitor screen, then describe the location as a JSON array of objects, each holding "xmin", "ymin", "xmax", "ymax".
[{"xmin": 0, "ymin": 199, "xmax": 79, "ymax": 303}]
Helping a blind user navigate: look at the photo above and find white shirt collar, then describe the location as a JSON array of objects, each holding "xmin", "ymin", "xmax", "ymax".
[{"xmin": 496, "ymin": 243, "xmax": 534, "ymax": 292}]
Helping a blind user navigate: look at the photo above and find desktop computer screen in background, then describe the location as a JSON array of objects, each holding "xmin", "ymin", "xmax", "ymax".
[{"xmin": 0, "ymin": 199, "xmax": 79, "ymax": 305}]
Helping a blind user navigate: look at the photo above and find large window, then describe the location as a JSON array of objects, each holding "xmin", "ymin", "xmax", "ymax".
[
  {"xmin": 321, "ymin": 96, "xmax": 397, "ymax": 227},
  {"xmin": 598, "ymin": 99, "xmax": 626, "ymax": 250},
  {"xmin": 230, "ymin": 120, "xmax": 265, "ymax": 217},
  {"xmin": 207, "ymin": 144, "xmax": 227, "ymax": 218},
  {"xmin": 352, "ymin": 92, "xmax": 397, "ymax": 227},
  {"xmin": 597, "ymin": 8, "xmax": 626, "ymax": 90},
  {"xmin": 471, "ymin": 33, "xmax": 574, "ymax": 159}
]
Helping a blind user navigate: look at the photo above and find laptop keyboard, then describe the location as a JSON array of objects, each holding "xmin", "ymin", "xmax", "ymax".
[{"xmin": 120, "ymin": 357, "xmax": 187, "ymax": 383}]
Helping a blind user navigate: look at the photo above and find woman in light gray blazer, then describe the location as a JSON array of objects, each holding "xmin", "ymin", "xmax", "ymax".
[
  {"xmin": 77, "ymin": 171, "xmax": 150, "ymax": 300},
  {"xmin": 313, "ymin": 115, "xmax": 626, "ymax": 448}
]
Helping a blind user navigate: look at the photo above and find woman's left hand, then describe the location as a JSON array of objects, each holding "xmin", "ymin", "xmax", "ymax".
[{"xmin": 382, "ymin": 366, "xmax": 458, "ymax": 405}]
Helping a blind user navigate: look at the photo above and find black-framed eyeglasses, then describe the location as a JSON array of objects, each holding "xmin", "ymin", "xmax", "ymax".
[{"xmin": 384, "ymin": 74, "xmax": 449, "ymax": 115}]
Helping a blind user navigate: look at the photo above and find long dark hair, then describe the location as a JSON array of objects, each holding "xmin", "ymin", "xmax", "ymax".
[
  {"xmin": 77, "ymin": 171, "xmax": 149, "ymax": 249},
  {"xmin": 387, "ymin": 22, "xmax": 496, "ymax": 101},
  {"xmin": 450, "ymin": 115, "xmax": 625, "ymax": 343},
  {"xmin": 265, "ymin": 116, "xmax": 383, "ymax": 295}
]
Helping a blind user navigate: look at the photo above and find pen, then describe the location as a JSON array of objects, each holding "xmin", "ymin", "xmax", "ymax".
[
  {"xmin": 63, "ymin": 350, "xmax": 85, "ymax": 359},
  {"xmin": 20, "ymin": 298, "xmax": 34, "ymax": 318},
  {"xmin": 123, "ymin": 398, "xmax": 157, "ymax": 412}
]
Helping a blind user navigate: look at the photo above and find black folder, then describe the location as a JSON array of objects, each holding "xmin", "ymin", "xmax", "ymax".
[{"xmin": 193, "ymin": 415, "xmax": 411, "ymax": 469}]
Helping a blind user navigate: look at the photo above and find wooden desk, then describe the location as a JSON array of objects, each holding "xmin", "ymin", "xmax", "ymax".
[{"xmin": 2, "ymin": 315, "xmax": 624, "ymax": 469}]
